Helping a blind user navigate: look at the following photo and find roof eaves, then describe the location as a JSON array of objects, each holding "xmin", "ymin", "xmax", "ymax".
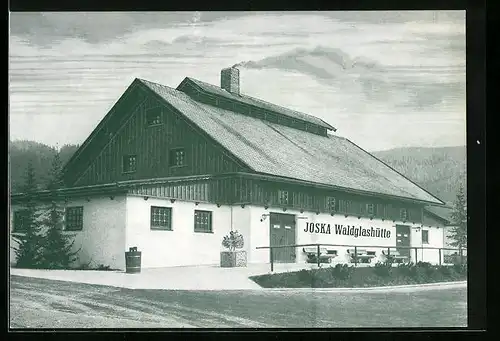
[
  {"xmin": 343, "ymin": 138, "xmax": 445, "ymax": 205},
  {"xmin": 237, "ymin": 171, "xmax": 445, "ymax": 206}
]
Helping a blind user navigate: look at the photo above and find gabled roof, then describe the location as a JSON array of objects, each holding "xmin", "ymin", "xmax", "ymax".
[
  {"xmin": 138, "ymin": 78, "xmax": 444, "ymax": 205},
  {"xmin": 424, "ymin": 205, "xmax": 454, "ymax": 225},
  {"xmin": 177, "ymin": 77, "xmax": 336, "ymax": 131}
]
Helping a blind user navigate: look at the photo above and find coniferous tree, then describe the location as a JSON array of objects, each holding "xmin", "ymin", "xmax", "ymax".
[
  {"xmin": 40, "ymin": 153, "xmax": 80, "ymax": 269},
  {"xmin": 12, "ymin": 161, "xmax": 45, "ymax": 268},
  {"xmin": 449, "ymin": 182, "xmax": 467, "ymax": 249}
]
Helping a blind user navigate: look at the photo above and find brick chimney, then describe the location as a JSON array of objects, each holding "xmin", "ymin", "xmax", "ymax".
[{"xmin": 220, "ymin": 67, "xmax": 240, "ymax": 95}]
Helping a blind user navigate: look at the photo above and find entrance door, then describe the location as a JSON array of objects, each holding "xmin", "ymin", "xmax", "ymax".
[
  {"xmin": 269, "ymin": 213, "xmax": 296, "ymax": 263},
  {"xmin": 396, "ymin": 225, "xmax": 411, "ymax": 258}
]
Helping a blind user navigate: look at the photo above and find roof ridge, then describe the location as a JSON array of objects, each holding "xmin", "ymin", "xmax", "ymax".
[{"xmin": 186, "ymin": 77, "xmax": 335, "ymax": 130}]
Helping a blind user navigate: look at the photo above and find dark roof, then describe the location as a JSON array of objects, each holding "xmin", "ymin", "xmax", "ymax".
[
  {"xmin": 179, "ymin": 77, "xmax": 336, "ymax": 131},
  {"xmin": 138, "ymin": 78, "xmax": 444, "ymax": 205},
  {"xmin": 424, "ymin": 205, "xmax": 454, "ymax": 224}
]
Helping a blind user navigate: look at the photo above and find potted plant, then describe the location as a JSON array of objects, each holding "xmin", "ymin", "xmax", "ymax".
[{"xmin": 220, "ymin": 230, "xmax": 247, "ymax": 267}]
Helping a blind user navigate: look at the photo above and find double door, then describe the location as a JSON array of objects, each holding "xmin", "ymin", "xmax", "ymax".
[{"xmin": 269, "ymin": 213, "xmax": 296, "ymax": 263}]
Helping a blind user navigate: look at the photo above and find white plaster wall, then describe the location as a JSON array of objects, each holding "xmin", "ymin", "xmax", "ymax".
[
  {"xmin": 125, "ymin": 196, "xmax": 245, "ymax": 268},
  {"xmin": 65, "ymin": 196, "xmax": 127, "ymax": 269},
  {"xmin": 414, "ymin": 226, "xmax": 445, "ymax": 264},
  {"xmin": 9, "ymin": 196, "xmax": 127, "ymax": 269},
  {"xmin": 247, "ymin": 207, "xmax": 445, "ymax": 265}
]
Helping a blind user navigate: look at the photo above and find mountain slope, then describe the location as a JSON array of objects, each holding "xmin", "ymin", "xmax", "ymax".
[
  {"xmin": 9, "ymin": 140, "xmax": 80, "ymax": 193},
  {"xmin": 372, "ymin": 146, "xmax": 466, "ymax": 205},
  {"xmin": 8, "ymin": 140, "xmax": 466, "ymax": 204}
]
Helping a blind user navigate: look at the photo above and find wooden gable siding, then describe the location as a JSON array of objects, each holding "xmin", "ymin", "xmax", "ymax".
[
  {"xmin": 234, "ymin": 177, "xmax": 424, "ymax": 223},
  {"xmin": 63, "ymin": 83, "xmax": 144, "ymax": 186},
  {"xmin": 128, "ymin": 177, "xmax": 236, "ymax": 204},
  {"xmin": 73, "ymin": 91, "xmax": 247, "ymax": 187}
]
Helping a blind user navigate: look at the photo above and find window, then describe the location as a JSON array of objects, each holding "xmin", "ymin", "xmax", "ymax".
[
  {"xmin": 146, "ymin": 107, "xmax": 162, "ymax": 126},
  {"xmin": 194, "ymin": 210, "xmax": 212, "ymax": 233},
  {"xmin": 345, "ymin": 200, "xmax": 353, "ymax": 213},
  {"xmin": 150, "ymin": 206, "xmax": 172, "ymax": 230},
  {"xmin": 367, "ymin": 203, "xmax": 375, "ymax": 215},
  {"xmin": 169, "ymin": 148, "xmax": 186, "ymax": 167},
  {"xmin": 278, "ymin": 190, "xmax": 289, "ymax": 205},
  {"xmin": 266, "ymin": 113, "xmax": 278, "ymax": 123},
  {"xmin": 65, "ymin": 206, "xmax": 84, "ymax": 231},
  {"xmin": 123, "ymin": 155, "xmax": 137, "ymax": 173},
  {"xmin": 13, "ymin": 210, "xmax": 29, "ymax": 233},
  {"xmin": 327, "ymin": 197, "xmax": 336, "ymax": 212},
  {"xmin": 422, "ymin": 230, "xmax": 429, "ymax": 244},
  {"xmin": 400, "ymin": 208, "xmax": 408, "ymax": 221},
  {"xmin": 338, "ymin": 200, "xmax": 346, "ymax": 213}
]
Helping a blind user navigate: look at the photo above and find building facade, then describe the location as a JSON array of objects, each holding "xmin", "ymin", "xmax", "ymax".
[{"xmin": 10, "ymin": 67, "xmax": 447, "ymax": 269}]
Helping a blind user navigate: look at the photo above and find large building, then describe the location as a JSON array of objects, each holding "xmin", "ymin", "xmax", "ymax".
[{"xmin": 10, "ymin": 67, "xmax": 447, "ymax": 270}]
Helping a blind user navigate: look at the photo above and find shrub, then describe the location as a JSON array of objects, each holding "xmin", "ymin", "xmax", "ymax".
[
  {"xmin": 297, "ymin": 268, "xmax": 312, "ymax": 282},
  {"xmin": 222, "ymin": 230, "xmax": 244, "ymax": 252},
  {"xmin": 329, "ymin": 264, "xmax": 354, "ymax": 280},
  {"xmin": 374, "ymin": 261, "xmax": 393, "ymax": 277},
  {"xmin": 453, "ymin": 263, "xmax": 467, "ymax": 276}
]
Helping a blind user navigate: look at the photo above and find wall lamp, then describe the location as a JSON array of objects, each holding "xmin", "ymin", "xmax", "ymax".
[
  {"xmin": 260, "ymin": 213, "xmax": 270, "ymax": 222},
  {"xmin": 143, "ymin": 196, "xmax": 149, "ymax": 201}
]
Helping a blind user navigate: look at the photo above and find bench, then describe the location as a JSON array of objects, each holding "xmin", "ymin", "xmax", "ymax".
[
  {"xmin": 382, "ymin": 248, "xmax": 409, "ymax": 263},
  {"xmin": 303, "ymin": 247, "xmax": 338, "ymax": 264},
  {"xmin": 347, "ymin": 249, "xmax": 376, "ymax": 263}
]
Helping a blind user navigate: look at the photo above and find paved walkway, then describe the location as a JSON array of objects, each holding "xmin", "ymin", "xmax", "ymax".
[
  {"xmin": 9, "ymin": 264, "xmax": 467, "ymax": 292},
  {"xmin": 10, "ymin": 263, "xmax": 312, "ymax": 290}
]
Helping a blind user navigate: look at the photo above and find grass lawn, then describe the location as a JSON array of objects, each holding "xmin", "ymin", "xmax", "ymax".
[{"xmin": 250, "ymin": 262, "xmax": 468, "ymax": 288}]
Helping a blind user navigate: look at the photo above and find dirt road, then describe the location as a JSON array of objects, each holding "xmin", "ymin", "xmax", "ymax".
[{"xmin": 9, "ymin": 275, "xmax": 467, "ymax": 328}]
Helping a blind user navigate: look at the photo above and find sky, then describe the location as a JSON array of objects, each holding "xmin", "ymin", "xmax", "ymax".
[{"xmin": 9, "ymin": 11, "xmax": 466, "ymax": 152}]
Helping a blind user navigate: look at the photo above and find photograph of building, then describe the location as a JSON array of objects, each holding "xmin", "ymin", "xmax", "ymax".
[
  {"xmin": 9, "ymin": 11, "xmax": 470, "ymax": 329},
  {"xmin": 11, "ymin": 66, "xmax": 449, "ymax": 270}
]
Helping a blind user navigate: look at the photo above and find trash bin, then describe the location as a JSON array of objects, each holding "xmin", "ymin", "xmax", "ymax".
[{"xmin": 125, "ymin": 247, "xmax": 142, "ymax": 274}]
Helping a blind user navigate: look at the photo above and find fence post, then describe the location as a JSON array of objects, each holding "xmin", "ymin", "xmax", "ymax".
[
  {"xmin": 414, "ymin": 247, "xmax": 418, "ymax": 264},
  {"xmin": 270, "ymin": 247, "xmax": 274, "ymax": 272},
  {"xmin": 317, "ymin": 244, "xmax": 321, "ymax": 268},
  {"xmin": 459, "ymin": 247, "xmax": 463, "ymax": 265},
  {"xmin": 439, "ymin": 248, "xmax": 442, "ymax": 266},
  {"xmin": 354, "ymin": 246, "xmax": 358, "ymax": 267}
]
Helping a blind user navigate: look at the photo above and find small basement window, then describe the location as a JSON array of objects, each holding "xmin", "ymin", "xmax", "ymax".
[
  {"xmin": 422, "ymin": 230, "xmax": 429, "ymax": 244},
  {"xmin": 123, "ymin": 155, "xmax": 137, "ymax": 173},
  {"xmin": 194, "ymin": 210, "xmax": 212, "ymax": 233},
  {"xmin": 169, "ymin": 148, "xmax": 186, "ymax": 167},
  {"xmin": 146, "ymin": 107, "xmax": 162, "ymax": 126},
  {"xmin": 13, "ymin": 210, "xmax": 29, "ymax": 233},
  {"xmin": 278, "ymin": 190, "xmax": 289, "ymax": 205},
  {"xmin": 150, "ymin": 206, "xmax": 172, "ymax": 230},
  {"xmin": 65, "ymin": 206, "xmax": 84, "ymax": 231},
  {"xmin": 327, "ymin": 197, "xmax": 336, "ymax": 212}
]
